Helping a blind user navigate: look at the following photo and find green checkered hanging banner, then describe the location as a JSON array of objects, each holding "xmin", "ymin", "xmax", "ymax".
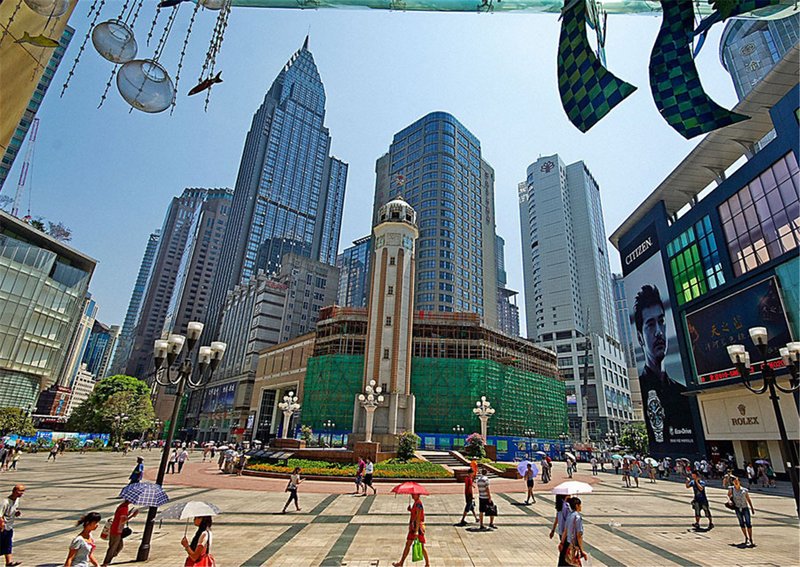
[
  {"xmin": 649, "ymin": 0, "xmax": 750, "ymax": 139},
  {"xmin": 557, "ymin": 0, "xmax": 636, "ymax": 133}
]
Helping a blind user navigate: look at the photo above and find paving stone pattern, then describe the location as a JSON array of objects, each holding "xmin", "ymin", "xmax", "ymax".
[{"xmin": 5, "ymin": 452, "xmax": 799, "ymax": 566}]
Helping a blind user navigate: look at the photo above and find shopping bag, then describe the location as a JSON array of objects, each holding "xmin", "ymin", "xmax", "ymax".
[{"xmin": 411, "ymin": 538, "xmax": 423, "ymax": 562}]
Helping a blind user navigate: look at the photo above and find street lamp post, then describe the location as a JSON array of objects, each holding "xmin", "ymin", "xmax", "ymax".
[
  {"xmin": 472, "ymin": 396, "xmax": 495, "ymax": 441},
  {"xmin": 278, "ymin": 392, "xmax": 301, "ymax": 439},
  {"xmin": 136, "ymin": 322, "xmax": 227, "ymax": 562},
  {"xmin": 453, "ymin": 424, "xmax": 464, "ymax": 447},
  {"xmin": 324, "ymin": 419, "xmax": 336, "ymax": 447},
  {"xmin": 524, "ymin": 428, "xmax": 536, "ymax": 456},
  {"xmin": 112, "ymin": 413, "xmax": 129, "ymax": 446},
  {"xmin": 727, "ymin": 331, "xmax": 800, "ymax": 516},
  {"xmin": 358, "ymin": 380, "xmax": 384, "ymax": 443}
]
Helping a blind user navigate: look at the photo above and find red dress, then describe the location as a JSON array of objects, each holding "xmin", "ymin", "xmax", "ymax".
[{"xmin": 406, "ymin": 500, "xmax": 426, "ymax": 544}]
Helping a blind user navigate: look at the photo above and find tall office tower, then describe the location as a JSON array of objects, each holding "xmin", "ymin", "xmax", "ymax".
[
  {"xmin": 336, "ymin": 235, "xmax": 372, "ymax": 308},
  {"xmin": 108, "ymin": 230, "xmax": 161, "ymax": 377},
  {"xmin": 206, "ymin": 37, "xmax": 348, "ymax": 344},
  {"xmin": 720, "ymin": 13, "xmax": 799, "ymax": 100},
  {"xmin": 82, "ymin": 321, "xmax": 120, "ymax": 379},
  {"xmin": 124, "ymin": 188, "xmax": 209, "ymax": 380},
  {"xmin": 372, "ymin": 112, "xmax": 498, "ymax": 328},
  {"xmin": 611, "ymin": 274, "xmax": 637, "ymax": 369},
  {"xmin": 353, "ymin": 198, "xmax": 418, "ymax": 447},
  {"xmin": 57, "ymin": 294, "xmax": 98, "ymax": 388},
  {"xmin": 0, "ymin": 26, "xmax": 73, "ymax": 190},
  {"xmin": 518, "ymin": 155, "xmax": 631, "ymax": 439},
  {"xmin": 495, "ymin": 234, "xmax": 520, "ymax": 336}
]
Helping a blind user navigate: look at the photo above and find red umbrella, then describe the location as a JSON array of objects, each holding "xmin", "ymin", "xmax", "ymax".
[{"xmin": 391, "ymin": 482, "xmax": 430, "ymax": 496}]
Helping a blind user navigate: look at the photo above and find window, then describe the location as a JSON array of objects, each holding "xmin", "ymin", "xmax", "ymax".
[
  {"xmin": 666, "ymin": 215, "xmax": 726, "ymax": 305},
  {"xmin": 389, "ymin": 257, "xmax": 396, "ymax": 266},
  {"xmin": 383, "ymin": 348, "xmax": 390, "ymax": 360},
  {"xmin": 387, "ymin": 285, "xmax": 394, "ymax": 295},
  {"xmin": 385, "ymin": 316, "xmax": 392, "ymax": 326},
  {"xmin": 720, "ymin": 152, "xmax": 800, "ymax": 276}
]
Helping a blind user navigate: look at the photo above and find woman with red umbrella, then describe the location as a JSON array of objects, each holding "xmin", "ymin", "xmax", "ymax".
[{"xmin": 391, "ymin": 484, "xmax": 430, "ymax": 567}]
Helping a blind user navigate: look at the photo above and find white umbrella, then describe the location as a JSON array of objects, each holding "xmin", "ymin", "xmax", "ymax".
[
  {"xmin": 564, "ymin": 452, "xmax": 577, "ymax": 461},
  {"xmin": 216, "ymin": 445, "xmax": 229, "ymax": 451},
  {"xmin": 551, "ymin": 481, "xmax": 593, "ymax": 495},
  {"xmin": 159, "ymin": 501, "xmax": 222, "ymax": 536},
  {"xmin": 644, "ymin": 457, "xmax": 658, "ymax": 466},
  {"xmin": 623, "ymin": 455, "xmax": 635, "ymax": 460}
]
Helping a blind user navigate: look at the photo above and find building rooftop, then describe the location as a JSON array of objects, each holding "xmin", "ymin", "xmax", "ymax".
[{"xmin": 609, "ymin": 44, "xmax": 799, "ymax": 250}]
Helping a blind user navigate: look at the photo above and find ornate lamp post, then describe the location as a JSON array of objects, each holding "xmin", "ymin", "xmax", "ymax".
[
  {"xmin": 324, "ymin": 419, "xmax": 336, "ymax": 447},
  {"xmin": 452, "ymin": 424, "xmax": 464, "ymax": 447},
  {"xmin": 278, "ymin": 392, "xmax": 301, "ymax": 439},
  {"xmin": 472, "ymin": 396, "xmax": 495, "ymax": 441},
  {"xmin": 358, "ymin": 380, "xmax": 384, "ymax": 443},
  {"xmin": 524, "ymin": 428, "xmax": 536, "ymax": 456},
  {"xmin": 727, "ymin": 330, "xmax": 800, "ymax": 516},
  {"xmin": 112, "ymin": 413, "xmax": 129, "ymax": 446},
  {"xmin": 136, "ymin": 321, "xmax": 226, "ymax": 561},
  {"xmin": 604, "ymin": 430, "xmax": 619, "ymax": 450}
]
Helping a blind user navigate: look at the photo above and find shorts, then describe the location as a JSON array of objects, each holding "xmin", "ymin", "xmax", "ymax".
[
  {"xmin": 526, "ymin": 479, "xmax": 534, "ymax": 488},
  {"xmin": 479, "ymin": 497, "xmax": 491, "ymax": 514},
  {"xmin": 355, "ymin": 474, "xmax": 363, "ymax": 485},
  {"xmin": 0, "ymin": 529, "xmax": 12, "ymax": 555},
  {"xmin": 364, "ymin": 473, "xmax": 373, "ymax": 486},
  {"xmin": 735, "ymin": 507, "xmax": 752, "ymax": 528},
  {"xmin": 463, "ymin": 496, "xmax": 475, "ymax": 513},
  {"xmin": 692, "ymin": 499, "xmax": 710, "ymax": 516},
  {"xmin": 407, "ymin": 531, "xmax": 426, "ymax": 544}
]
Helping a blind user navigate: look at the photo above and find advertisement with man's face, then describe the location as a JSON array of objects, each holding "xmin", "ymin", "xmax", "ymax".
[
  {"xmin": 686, "ymin": 277, "xmax": 793, "ymax": 383},
  {"xmin": 622, "ymin": 227, "xmax": 698, "ymax": 456}
]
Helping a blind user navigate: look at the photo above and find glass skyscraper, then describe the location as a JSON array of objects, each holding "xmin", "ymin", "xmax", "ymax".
[
  {"xmin": 372, "ymin": 112, "xmax": 498, "ymax": 328},
  {"xmin": 336, "ymin": 235, "xmax": 372, "ymax": 308},
  {"xmin": 209, "ymin": 37, "xmax": 348, "ymax": 335}
]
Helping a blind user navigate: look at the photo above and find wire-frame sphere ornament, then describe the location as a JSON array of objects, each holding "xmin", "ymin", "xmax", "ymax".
[
  {"xmin": 116, "ymin": 58, "xmax": 174, "ymax": 113},
  {"xmin": 199, "ymin": 0, "xmax": 226, "ymax": 10},
  {"xmin": 23, "ymin": 0, "xmax": 69, "ymax": 17},
  {"xmin": 92, "ymin": 19, "xmax": 138, "ymax": 64}
]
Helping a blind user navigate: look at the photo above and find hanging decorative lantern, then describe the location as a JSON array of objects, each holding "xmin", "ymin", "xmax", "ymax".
[
  {"xmin": 199, "ymin": 0, "xmax": 226, "ymax": 10},
  {"xmin": 23, "ymin": 0, "xmax": 70, "ymax": 18},
  {"xmin": 116, "ymin": 59, "xmax": 175, "ymax": 113},
  {"xmin": 92, "ymin": 20, "xmax": 138, "ymax": 64}
]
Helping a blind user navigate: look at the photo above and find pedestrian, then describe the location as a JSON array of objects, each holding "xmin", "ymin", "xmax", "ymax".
[
  {"xmin": 542, "ymin": 457, "xmax": 552, "ymax": 483},
  {"xmin": 8, "ymin": 451, "xmax": 19, "ymax": 472},
  {"xmin": 354, "ymin": 458, "xmax": 365, "ymax": 495},
  {"xmin": 167, "ymin": 448, "xmax": 178, "ymax": 474},
  {"xmin": 65, "ymin": 512, "xmax": 101, "ymax": 567},
  {"xmin": 392, "ymin": 493, "xmax": 429, "ymax": 567},
  {"xmin": 236, "ymin": 454, "xmax": 249, "ymax": 477},
  {"xmin": 48, "ymin": 443, "xmax": 59, "ymax": 461},
  {"xmin": 590, "ymin": 456, "xmax": 598, "ymax": 476},
  {"xmin": 566, "ymin": 457, "xmax": 574, "ymax": 479},
  {"xmin": 364, "ymin": 458, "xmax": 377, "ymax": 495},
  {"xmin": 686, "ymin": 470, "xmax": 713, "ymax": 530},
  {"xmin": 622, "ymin": 459, "xmax": 631, "ymax": 487},
  {"xmin": 766, "ymin": 462, "xmax": 776, "ymax": 487},
  {"xmin": 524, "ymin": 463, "xmax": 536, "ymax": 504},
  {"xmin": 614, "ymin": 459, "xmax": 620, "ymax": 475},
  {"xmin": 457, "ymin": 471, "xmax": 479, "ymax": 525},
  {"xmin": 216, "ymin": 450, "xmax": 225, "ymax": 471},
  {"xmin": 757, "ymin": 463, "xmax": 768, "ymax": 487},
  {"xmin": 657, "ymin": 459, "xmax": 665, "ymax": 479},
  {"xmin": 181, "ymin": 516, "xmax": 214, "ymax": 566},
  {"xmin": 202, "ymin": 446, "xmax": 210, "ymax": 462},
  {"xmin": 0, "ymin": 484, "xmax": 23, "ymax": 567},
  {"xmin": 648, "ymin": 461, "xmax": 657, "ymax": 483},
  {"xmin": 101, "ymin": 499, "xmax": 137, "ymax": 567},
  {"xmin": 282, "ymin": 467, "xmax": 302, "ymax": 513},
  {"xmin": 476, "ymin": 467, "xmax": 496, "ymax": 530},
  {"xmin": 631, "ymin": 459, "xmax": 641, "ymax": 488},
  {"xmin": 728, "ymin": 476, "xmax": 756, "ymax": 547},
  {"xmin": 128, "ymin": 457, "xmax": 144, "ymax": 484},
  {"xmin": 559, "ymin": 497, "xmax": 587, "ymax": 567},
  {"xmin": 746, "ymin": 462, "xmax": 756, "ymax": 488},
  {"xmin": 549, "ymin": 493, "xmax": 572, "ymax": 565},
  {"xmin": 177, "ymin": 448, "xmax": 189, "ymax": 473},
  {"xmin": 0, "ymin": 447, "xmax": 7, "ymax": 472}
]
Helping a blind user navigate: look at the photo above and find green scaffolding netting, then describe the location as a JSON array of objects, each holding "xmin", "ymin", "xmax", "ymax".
[{"xmin": 301, "ymin": 354, "xmax": 567, "ymax": 438}]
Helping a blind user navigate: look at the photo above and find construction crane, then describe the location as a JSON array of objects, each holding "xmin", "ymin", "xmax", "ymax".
[{"xmin": 12, "ymin": 117, "xmax": 39, "ymax": 219}]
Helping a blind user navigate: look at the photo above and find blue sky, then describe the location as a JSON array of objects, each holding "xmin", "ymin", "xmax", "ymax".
[{"xmin": 9, "ymin": 2, "xmax": 736, "ymax": 333}]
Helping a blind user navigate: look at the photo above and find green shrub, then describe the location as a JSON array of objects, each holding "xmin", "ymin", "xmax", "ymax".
[
  {"xmin": 397, "ymin": 431, "xmax": 419, "ymax": 461},
  {"xmin": 248, "ymin": 457, "xmax": 451, "ymax": 478}
]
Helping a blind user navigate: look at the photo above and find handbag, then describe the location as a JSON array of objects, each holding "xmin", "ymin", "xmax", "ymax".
[
  {"xmin": 100, "ymin": 518, "xmax": 112, "ymax": 540},
  {"xmin": 724, "ymin": 500, "xmax": 736, "ymax": 510},
  {"xmin": 565, "ymin": 543, "xmax": 583, "ymax": 567},
  {"xmin": 411, "ymin": 539, "xmax": 423, "ymax": 563},
  {"xmin": 486, "ymin": 502, "xmax": 498, "ymax": 517},
  {"xmin": 121, "ymin": 525, "xmax": 133, "ymax": 539}
]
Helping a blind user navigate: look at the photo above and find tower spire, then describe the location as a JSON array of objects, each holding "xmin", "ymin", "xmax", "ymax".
[{"xmin": 303, "ymin": 34, "xmax": 310, "ymax": 50}]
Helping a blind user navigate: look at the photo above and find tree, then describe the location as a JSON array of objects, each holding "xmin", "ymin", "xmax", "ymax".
[
  {"xmin": 463, "ymin": 432, "xmax": 486, "ymax": 459},
  {"xmin": 300, "ymin": 425, "xmax": 313, "ymax": 446},
  {"xmin": 0, "ymin": 408, "xmax": 35, "ymax": 437},
  {"xmin": 397, "ymin": 431, "xmax": 419, "ymax": 461},
  {"xmin": 47, "ymin": 221, "xmax": 72, "ymax": 242},
  {"xmin": 67, "ymin": 375, "xmax": 154, "ymax": 437},
  {"xmin": 620, "ymin": 422, "xmax": 649, "ymax": 454}
]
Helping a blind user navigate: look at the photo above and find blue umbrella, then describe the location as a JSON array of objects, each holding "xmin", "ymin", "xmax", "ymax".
[{"xmin": 118, "ymin": 482, "xmax": 169, "ymax": 507}]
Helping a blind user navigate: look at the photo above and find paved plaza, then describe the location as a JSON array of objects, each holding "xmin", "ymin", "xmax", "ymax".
[{"xmin": 4, "ymin": 451, "xmax": 799, "ymax": 566}]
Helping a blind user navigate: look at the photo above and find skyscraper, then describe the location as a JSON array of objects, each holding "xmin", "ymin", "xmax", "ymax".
[
  {"xmin": 519, "ymin": 155, "xmax": 631, "ymax": 438},
  {"xmin": 109, "ymin": 230, "xmax": 160, "ymax": 377},
  {"xmin": 82, "ymin": 321, "xmax": 120, "ymax": 379},
  {"xmin": 206, "ymin": 37, "xmax": 348, "ymax": 342},
  {"xmin": 336, "ymin": 235, "xmax": 372, "ymax": 308},
  {"xmin": 719, "ymin": 13, "xmax": 799, "ymax": 101},
  {"xmin": 372, "ymin": 112, "xmax": 498, "ymax": 328},
  {"xmin": 124, "ymin": 188, "xmax": 211, "ymax": 380},
  {"xmin": 0, "ymin": 26, "xmax": 74, "ymax": 190},
  {"xmin": 495, "ymin": 235, "xmax": 520, "ymax": 336}
]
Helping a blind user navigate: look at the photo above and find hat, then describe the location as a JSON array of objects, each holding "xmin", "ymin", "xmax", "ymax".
[{"xmin": 137, "ymin": 457, "xmax": 144, "ymax": 462}]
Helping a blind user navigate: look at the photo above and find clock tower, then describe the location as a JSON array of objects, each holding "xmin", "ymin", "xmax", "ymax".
[{"xmin": 353, "ymin": 197, "xmax": 418, "ymax": 447}]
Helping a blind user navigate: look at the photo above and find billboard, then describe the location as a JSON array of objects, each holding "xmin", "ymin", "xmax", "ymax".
[
  {"xmin": 622, "ymin": 226, "xmax": 698, "ymax": 456},
  {"xmin": 201, "ymin": 383, "xmax": 237, "ymax": 413},
  {"xmin": 686, "ymin": 277, "xmax": 793, "ymax": 384}
]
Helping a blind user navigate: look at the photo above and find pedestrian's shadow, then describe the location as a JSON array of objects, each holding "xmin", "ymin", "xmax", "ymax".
[
  {"xmin": 510, "ymin": 502, "xmax": 532, "ymax": 507},
  {"xmin": 728, "ymin": 542, "xmax": 750, "ymax": 549},
  {"xmin": 35, "ymin": 564, "xmax": 62, "ymax": 567}
]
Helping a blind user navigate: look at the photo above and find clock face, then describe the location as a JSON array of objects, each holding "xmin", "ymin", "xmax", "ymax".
[{"xmin": 540, "ymin": 161, "xmax": 556, "ymax": 174}]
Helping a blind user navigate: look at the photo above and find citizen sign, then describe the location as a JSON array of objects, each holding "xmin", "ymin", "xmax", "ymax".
[{"xmin": 625, "ymin": 237, "xmax": 654, "ymax": 266}]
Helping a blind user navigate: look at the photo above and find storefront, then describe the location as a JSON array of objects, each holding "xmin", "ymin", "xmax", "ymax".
[{"xmin": 695, "ymin": 383, "xmax": 798, "ymax": 476}]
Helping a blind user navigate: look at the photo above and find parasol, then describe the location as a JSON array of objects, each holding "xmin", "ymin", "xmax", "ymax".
[
  {"xmin": 391, "ymin": 482, "xmax": 430, "ymax": 496},
  {"xmin": 517, "ymin": 461, "xmax": 540, "ymax": 478},
  {"xmin": 551, "ymin": 481, "xmax": 593, "ymax": 495},
  {"xmin": 118, "ymin": 482, "xmax": 169, "ymax": 507}
]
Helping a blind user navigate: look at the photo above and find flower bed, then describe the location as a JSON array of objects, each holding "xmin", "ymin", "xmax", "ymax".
[{"xmin": 247, "ymin": 457, "xmax": 451, "ymax": 479}]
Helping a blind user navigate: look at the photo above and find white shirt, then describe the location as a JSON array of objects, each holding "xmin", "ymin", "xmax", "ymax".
[
  {"xmin": 477, "ymin": 475, "xmax": 490, "ymax": 499},
  {"xmin": 365, "ymin": 462, "xmax": 374, "ymax": 474},
  {"xmin": 0, "ymin": 498, "xmax": 18, "ymax": 531}
]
